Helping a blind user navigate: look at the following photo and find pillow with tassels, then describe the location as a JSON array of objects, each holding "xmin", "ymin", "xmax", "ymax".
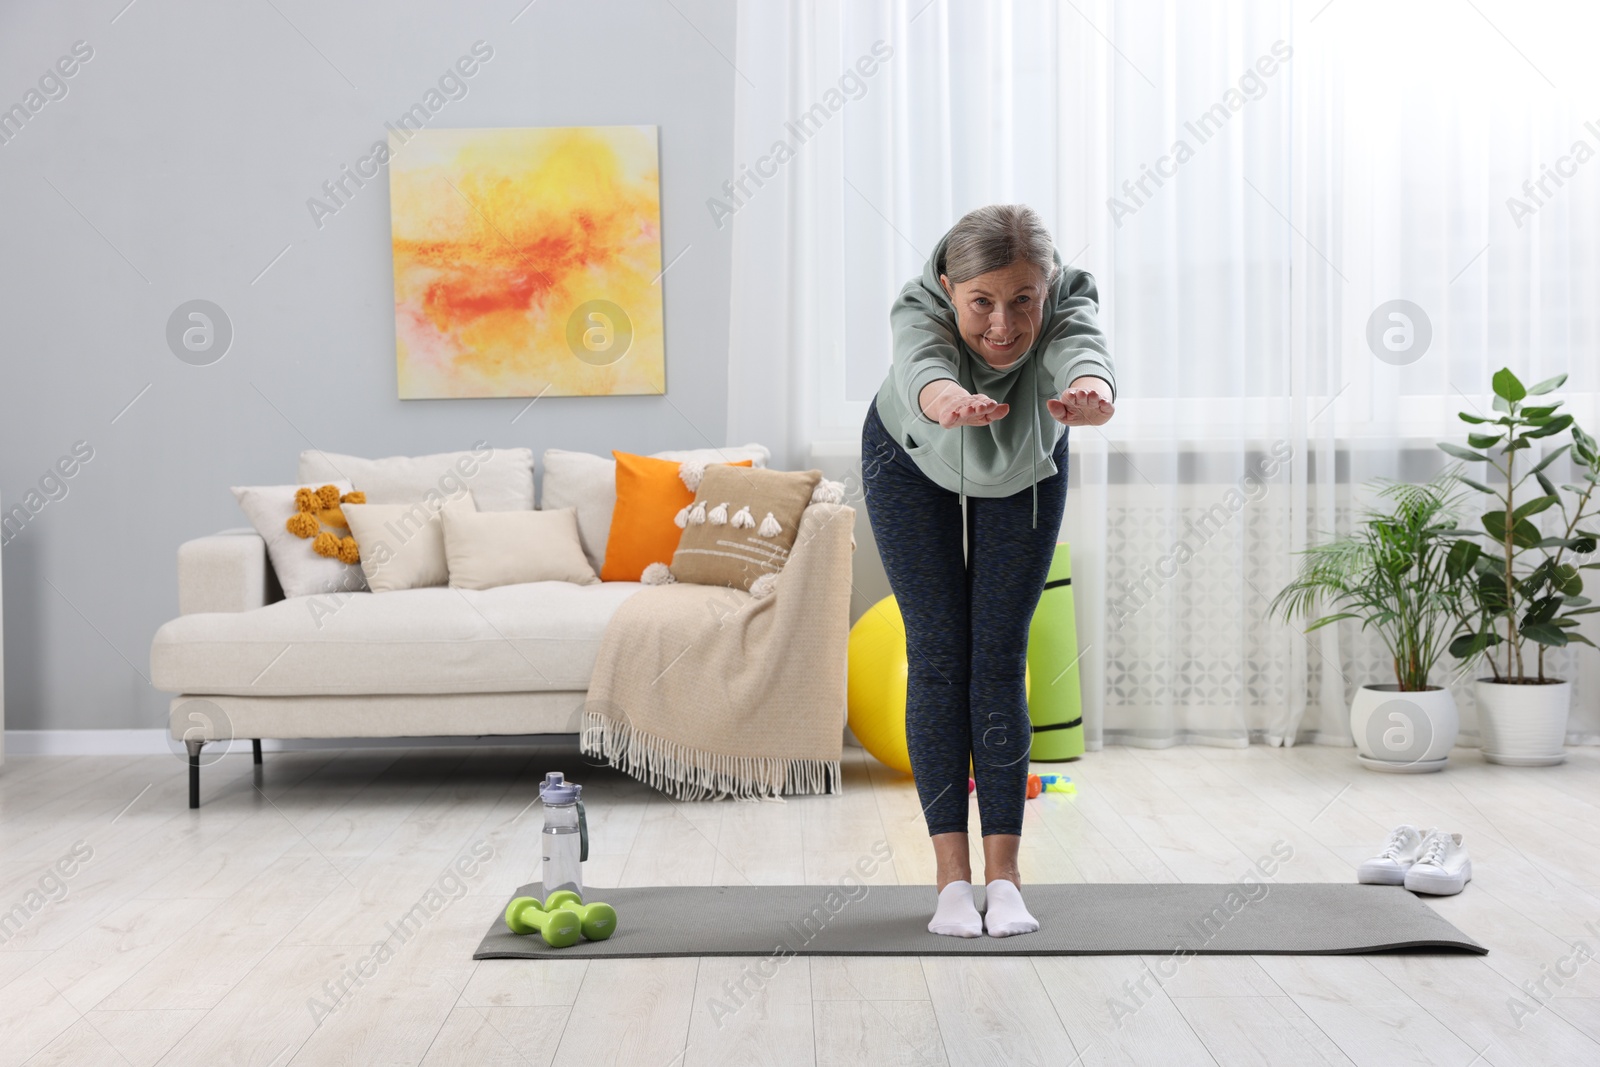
[
  {"xmin": 599, "ymin": 452, "xmax": 753, "ymax": 581},
  {"xmin": 645, "ymin": 465, "xmax": 838, "ymax": 595}
]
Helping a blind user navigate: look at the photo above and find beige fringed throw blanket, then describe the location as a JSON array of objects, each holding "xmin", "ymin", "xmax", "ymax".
[{"xmin": 581, "ymin": 503, "xmax": 856, "ymax": 800}]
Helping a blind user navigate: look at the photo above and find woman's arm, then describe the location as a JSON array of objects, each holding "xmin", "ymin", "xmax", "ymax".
[
  {"xmin": 1038, "ymin": 269, "xmax": 1116, "ymax": 403},
  {"xmin": 1038, "ymin": 268, "xmax": 1116, "ymax": 427},
  {"xmin": 889, "ymin": 282, "xmax": 964, "ymax": 426}
]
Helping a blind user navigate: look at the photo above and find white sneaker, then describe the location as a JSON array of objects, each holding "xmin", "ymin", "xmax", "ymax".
[
  {"xmin": 1357, "ymin": 824, "xmax": 1429, "ymax": 885},
  {"xmin": 1404, "ymin": 831, "xmax": 1472, "ymax": 895}
]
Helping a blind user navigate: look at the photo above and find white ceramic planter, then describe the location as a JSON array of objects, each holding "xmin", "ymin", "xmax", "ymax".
[
  {"xmin": 1349, "ymin": 684, "xmax": 1458, "ymax": 772},
  {"xmin": 1475, "ymin": 678, "xmax": 1570, "ymax": 766}
]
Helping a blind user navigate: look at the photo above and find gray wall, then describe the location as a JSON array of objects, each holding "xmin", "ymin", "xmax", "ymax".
[{"xmin": 0, "ymin": 0, "xmax": 737, "ymax": 731}]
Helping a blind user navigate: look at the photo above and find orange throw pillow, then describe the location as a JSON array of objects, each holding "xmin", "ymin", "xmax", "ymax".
[{"xmin": 601, "ymin": 452, "xmax": 753, "ymax": 581}]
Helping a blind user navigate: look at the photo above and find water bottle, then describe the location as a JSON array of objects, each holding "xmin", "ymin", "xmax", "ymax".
[{"xmin": 540, "ymin": 772, "xmax": 588, "ymax": 899}]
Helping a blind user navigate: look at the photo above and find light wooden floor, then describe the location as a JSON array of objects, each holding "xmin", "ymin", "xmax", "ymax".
[{"xmin": 3, "ymin": 741, "xmax": 1600, "ymax": 1066}]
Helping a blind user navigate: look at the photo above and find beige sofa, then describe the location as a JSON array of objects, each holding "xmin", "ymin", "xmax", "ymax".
[{"xmin": 150, "ymin": 443, "xmax": 852, "ymax": 807}]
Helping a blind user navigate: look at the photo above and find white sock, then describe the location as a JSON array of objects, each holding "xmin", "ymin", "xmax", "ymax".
[
  {"xmin": 928, "ymin": 880, "xmax": 983, "ymax": 938},
  {"xmin": 983, "ymin": 879, "xmax": 1039, "ymax": 938}
]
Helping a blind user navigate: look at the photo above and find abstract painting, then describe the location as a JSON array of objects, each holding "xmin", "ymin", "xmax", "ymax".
[{"xmin": 389, "ymin": 125, "xmax": 665, "ymax": 399}]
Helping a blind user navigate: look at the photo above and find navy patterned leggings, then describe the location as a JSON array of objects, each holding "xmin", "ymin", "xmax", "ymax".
[{"xmin": 860, "ymin": 396, "xmax": 1070, "ymax": 837}]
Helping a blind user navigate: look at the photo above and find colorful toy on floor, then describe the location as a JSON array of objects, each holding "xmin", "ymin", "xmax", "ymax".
[
  {"xmin": 847, "ymin": 595, "xmax": 1030, "ymax": 775},
  {"xmin": 1024, "ymin": 773, "xmax": 1076, "ymax": 799},
  {"xmin": 504, "ymin": 896, "xmax": 582, "ymax": 947},
  {"xmin": 545, "ymin": 890, "xmax": 619, "ymax": 941},
  {"xmin": 1026, "ymin": 543, "xmax": 1085, "ymax": 761}
]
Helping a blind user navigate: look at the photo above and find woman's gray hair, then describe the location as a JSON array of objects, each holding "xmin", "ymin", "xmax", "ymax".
[{"xmin": 941, "ymin": 204, "xmax": 1058, "ymax": 287}]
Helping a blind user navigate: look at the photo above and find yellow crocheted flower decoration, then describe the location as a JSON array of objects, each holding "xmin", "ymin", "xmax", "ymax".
[{"xmin": 285, "ymin": 485, "xmax": 365, "ymax": 563}]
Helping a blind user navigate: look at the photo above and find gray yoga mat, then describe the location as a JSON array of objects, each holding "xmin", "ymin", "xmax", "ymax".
[{"xmin": 474, "ymin": 882, "xmax": 1486, "ymax": 959}]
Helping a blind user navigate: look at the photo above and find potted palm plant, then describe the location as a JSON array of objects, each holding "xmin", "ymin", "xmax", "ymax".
[
  {"xmin": 1438, "ymin": 368, "xmax": 1600, "ymax": 764},
  {"xmin": 1270, "ymin": 474, "xmax": 1472, "ymax": 771}
]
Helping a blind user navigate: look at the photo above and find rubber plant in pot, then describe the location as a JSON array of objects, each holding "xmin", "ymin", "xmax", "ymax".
[
  {"xmin": 1439, "ymin": 368, "xmax": 1600, "ymax": 765},
  {"xmin": 1270, "ymin": 474, "xmax": 1472, "ymax": 772}
]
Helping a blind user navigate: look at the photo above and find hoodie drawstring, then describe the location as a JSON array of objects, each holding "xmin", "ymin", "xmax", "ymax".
[
  {"xmin": 1030, "ymin": 358, "xmax": 1039, "ymax": 529},
  {"xmin": 961, "ymin": 358, "xmax": 1041, "ymax": 529},
  {"xmin": 953, "ymin": 357, "xmax": 1043, "ymax": 528}
]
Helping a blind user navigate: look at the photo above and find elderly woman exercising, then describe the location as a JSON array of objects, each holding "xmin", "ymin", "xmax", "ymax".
[{"xmin": 861, "ymin": 204, "xmax": 1116, "ymax": 937}]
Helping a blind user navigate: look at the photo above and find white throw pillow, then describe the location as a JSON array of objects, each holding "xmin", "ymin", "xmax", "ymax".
[
  {"xmin": 650, "ymin": 443, "xmax": 771, "ymax": 467},
  {"xmin": 231, "ymin": 482, "xmax": 368, "ymax": 599},
  {"xmin": 299, "ymin": 446, "xmax": 534, "ymax": 512},
  {"xmin": 343, "ymin": 498, "xmax": 476, "ymax": 593},
  {"xmin": 540, "ymin": 444, "xmax": 770, "ymax": 573},
  {"xmin": 442, "ymin": 506, "xmax": 600, "ymax": 589}
]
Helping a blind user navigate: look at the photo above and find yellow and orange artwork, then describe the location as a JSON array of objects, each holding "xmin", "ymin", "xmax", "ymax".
[{"xmin": 389, "ymin": 125, "xmax": 665, "ymax": 398}]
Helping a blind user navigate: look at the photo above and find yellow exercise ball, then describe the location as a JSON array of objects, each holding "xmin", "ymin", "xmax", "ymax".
[
  {"xmin": 847, "ymin": 596, "xmax": 1028, "ymax": 776},
  {"xmin": 848, "ymin": 597, "xmax": 914, "ymax": 774}
]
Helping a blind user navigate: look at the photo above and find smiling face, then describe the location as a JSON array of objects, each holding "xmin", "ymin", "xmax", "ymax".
[{"xmin": 939, "ymin": 258, "xmax": 1048, "ymax": 369}]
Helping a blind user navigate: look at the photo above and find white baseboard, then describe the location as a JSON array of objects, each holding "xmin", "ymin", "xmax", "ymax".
[
  {"xmin": 6, "ymin": 729, "xmax": 174, "ymax": 755},
  {"xmin": 2, "ymin": 730, "xmax": 581, "ymax": 757}
]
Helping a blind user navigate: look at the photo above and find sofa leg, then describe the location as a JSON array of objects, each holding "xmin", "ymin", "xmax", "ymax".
[
  {"xmin": 187, "ymin": 740, "xmax": 204, "ymax": 809},
  {"xmin": 252, "ymin": 739, "xmax": 262, "ymax": 765}
]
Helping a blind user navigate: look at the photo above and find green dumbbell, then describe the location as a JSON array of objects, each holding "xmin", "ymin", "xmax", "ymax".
[
  {"xmin": 545, "ymin": 890, "xmax": 619, "ymax": 941},
  {"xmin": 503, "ymin": 896, "xmax": 582, "ymax": 948}
]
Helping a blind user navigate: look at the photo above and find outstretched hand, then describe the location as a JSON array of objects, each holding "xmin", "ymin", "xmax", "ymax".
[
  {"xmin": 920, "ymin": 380, "xmax": 1010, "ymax": 428},
  {"xmin": 1048, "ymin": 377, "xmax": 1115, "ymax": 427},
  {"xmin": 937, "ymin": 393, "xmax": 1010, "ymax": 428}
]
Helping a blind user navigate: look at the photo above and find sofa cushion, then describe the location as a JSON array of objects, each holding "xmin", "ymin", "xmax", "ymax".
[
  {"xmin": 444, "ymin": 507, "xmax": 599, "ymax": 589},
  {"xmin": 343, "ymin": 497, "xmax": 476, "ymax": 593},
  {"xmin": 601, "ymin": 453, "xmax": 754, "ymax": 582},
  {"xmin": 541, "ymin": 443, "xmax": 771, "ymax": 573},
  {"xmin": 232, "ymin": 482, "xmax": 368, "ymax": 599},
  {"xmin": 671, "ymin": 465, "xmax": 823, "ymax": 591},
  {"xmin": 151, "ymin": 581, "xmax": 645, "ymax": 696},
  {"xmin": 299, "ymin": 446, "xmax": 534, "ymax": 511}
]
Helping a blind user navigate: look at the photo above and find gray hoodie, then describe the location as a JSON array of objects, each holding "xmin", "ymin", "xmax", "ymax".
[{"xmin": 873, "ymin": 231, "xmax": 1117, "ymax": 526}]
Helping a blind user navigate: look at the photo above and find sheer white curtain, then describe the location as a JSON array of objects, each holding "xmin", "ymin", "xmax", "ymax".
[{"xmin": 726, "ymin": 0, "xmax": 1600, "ymax": 749}]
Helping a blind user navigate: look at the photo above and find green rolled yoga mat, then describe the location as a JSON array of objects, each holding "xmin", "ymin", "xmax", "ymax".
[{"xmin": 1027, "ymin": 542, "xmax": 1084, "ymax": 761}]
